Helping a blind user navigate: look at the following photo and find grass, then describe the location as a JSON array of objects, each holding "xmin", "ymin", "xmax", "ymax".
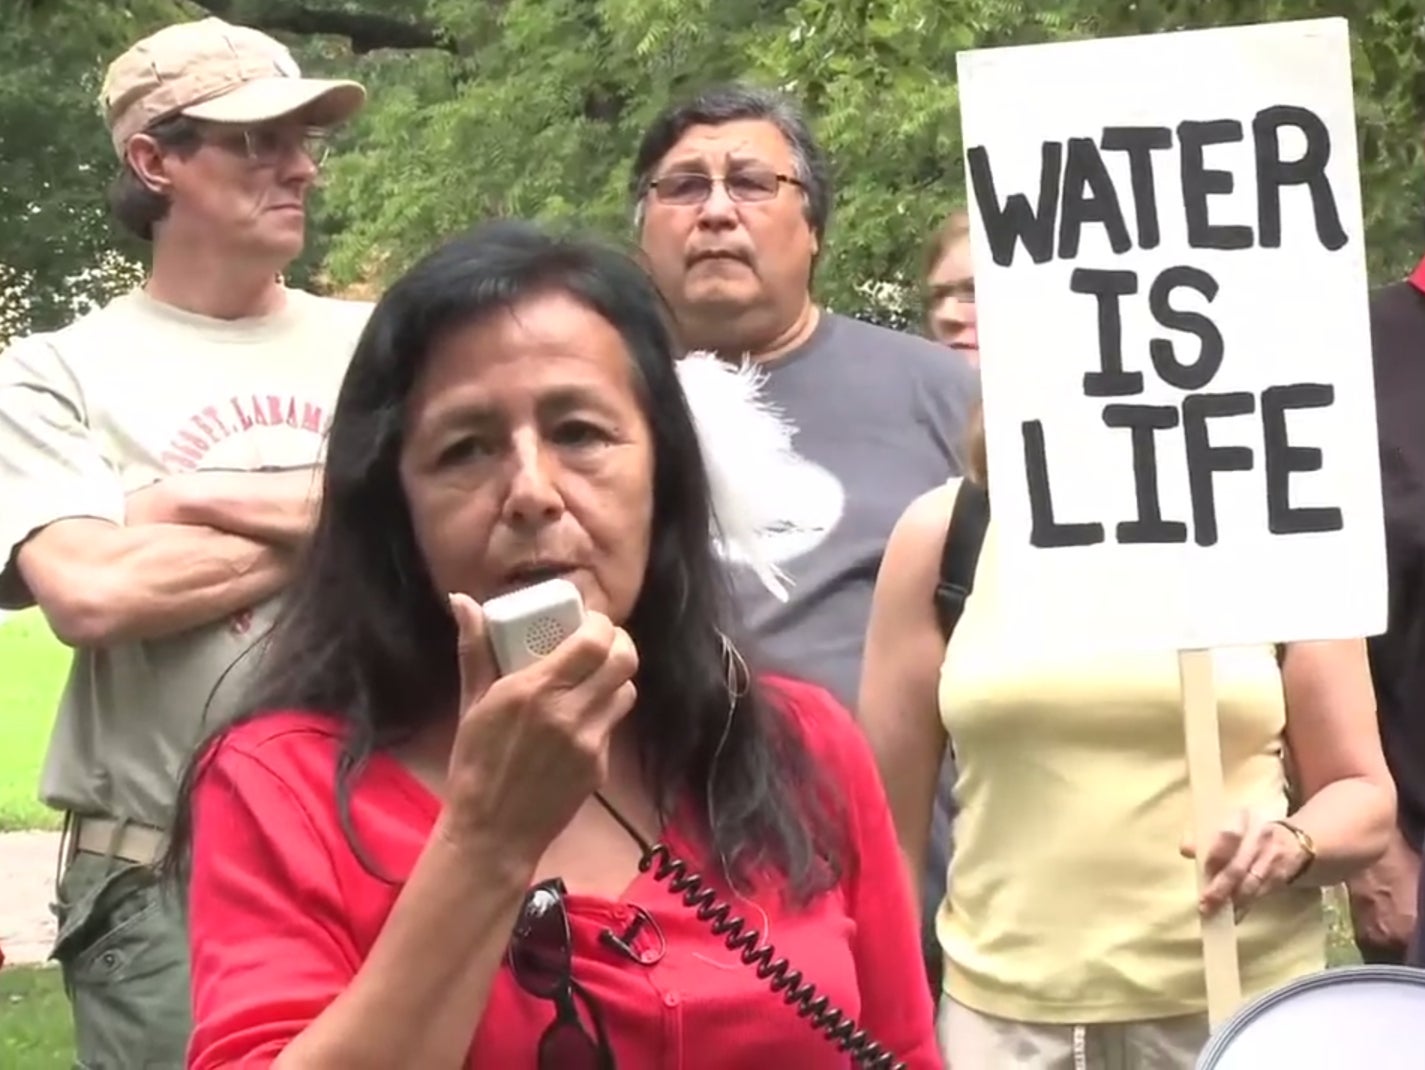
[
  {"xmin": 0, "ymin": 610, "xmax": 69, "ymax": 832},
  {"xmin": 0, "ymin": 967, "xmax": 68, "ymax": 1070},
  {"xmin": 0, "ymin": 612, "xmax": 71, "ymax": 1060},
  {"xmin": 0, "ymin": 613, "xmax": 70, "ymax": 1067}
]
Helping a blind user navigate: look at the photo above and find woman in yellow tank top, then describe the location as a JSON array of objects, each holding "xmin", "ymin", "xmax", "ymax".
[{"xmin": 860, "ymin": 412, "xmax": 1396, "ymax": 1070}]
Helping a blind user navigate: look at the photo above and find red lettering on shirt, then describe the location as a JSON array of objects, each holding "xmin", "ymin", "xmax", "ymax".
[{"xmin": 160, "ymin": 393, "xmax": 330, "ymax": 473}]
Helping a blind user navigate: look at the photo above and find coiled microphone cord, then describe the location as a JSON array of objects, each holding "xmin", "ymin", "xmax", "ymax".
[{"xmin": 593, "ymin": 792, "xmax": 907, "ymax": 1070}]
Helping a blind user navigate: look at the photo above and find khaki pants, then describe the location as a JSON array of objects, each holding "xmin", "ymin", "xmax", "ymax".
[
  {"xmin": 51, "ymin": 846, "xmax": 191, "ymax": 1069},
  {"xmin": 937, "ymin": 997, "xmax": 1209, "ymax": 1070}
]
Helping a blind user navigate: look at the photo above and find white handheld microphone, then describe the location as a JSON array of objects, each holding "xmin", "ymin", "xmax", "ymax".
[{"xmin": 480, "ymin": 577, "xmax": 586, "ymax": 675}]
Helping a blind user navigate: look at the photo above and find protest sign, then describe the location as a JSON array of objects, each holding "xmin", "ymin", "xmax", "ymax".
[
  {"xmin": 958, "ymin": 17, "xmax": 1385, "ymax": 658},
  {"xmin": 958, "ymin": 17, "xmax": 1387, "ymax": 1027}
]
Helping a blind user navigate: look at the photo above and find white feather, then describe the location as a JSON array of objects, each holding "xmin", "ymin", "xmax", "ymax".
[{"xmin": 675, "ymin": 351, "xmax": 807, "ymax": 602}]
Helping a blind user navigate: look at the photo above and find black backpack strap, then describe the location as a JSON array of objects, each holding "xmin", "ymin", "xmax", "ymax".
[{"xmin": 933, "ymin": 479, "xmax": 990, "ymax": 641}]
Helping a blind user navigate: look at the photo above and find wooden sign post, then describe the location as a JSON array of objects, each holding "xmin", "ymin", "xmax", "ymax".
[
  {"xmin": 958, "ymin": 17, "xmax": 1387, "ymax": 1030},
  {"xmin": 1179, "ymin": 649, "xmax": 1242, "ymax": 1027}
]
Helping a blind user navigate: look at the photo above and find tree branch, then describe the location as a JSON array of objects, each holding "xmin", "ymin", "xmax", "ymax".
[
  {"xmin": 181, "ymin": 0, "xmax": 622, "ymax": 124},
  {"xmin": 188, "ymin": 0, "xmax": 457, "ymax": 55}
]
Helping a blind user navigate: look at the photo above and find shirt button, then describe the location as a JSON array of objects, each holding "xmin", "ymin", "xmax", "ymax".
[{"xmin": 664, "ymin": 992, "xmax": 681, "ymax": 1008}]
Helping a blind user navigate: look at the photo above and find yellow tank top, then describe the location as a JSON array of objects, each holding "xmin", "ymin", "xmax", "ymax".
[{"xmin": 936, "ymin": 482, "xmax": 1325, "ymax": 1023}]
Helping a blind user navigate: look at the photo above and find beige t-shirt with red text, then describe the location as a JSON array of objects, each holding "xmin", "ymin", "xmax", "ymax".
[{"xmin": 0, "ymin": 288, "xmax": 370, "ymax": 829}]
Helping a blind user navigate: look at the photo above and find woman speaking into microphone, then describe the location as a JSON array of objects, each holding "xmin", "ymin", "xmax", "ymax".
[{"xmin": 166, "ymin": 221, "xmax": 941, "ymax": 1070}]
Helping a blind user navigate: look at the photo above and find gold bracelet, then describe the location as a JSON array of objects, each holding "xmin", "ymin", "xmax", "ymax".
[{"xmin": 1272, "ymin": 819, "xmax": 1316, "ymax": 884}]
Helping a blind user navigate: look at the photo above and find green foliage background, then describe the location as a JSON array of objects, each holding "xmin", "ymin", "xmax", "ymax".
[{"xmin": 3, "ymin": 0, "xmax": 1422, "ymax": 337}]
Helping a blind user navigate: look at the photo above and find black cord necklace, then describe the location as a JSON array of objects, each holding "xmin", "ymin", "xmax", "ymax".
[{"xmin": 591, "ymin": 790, "xmax": 655, "ymax": 854}]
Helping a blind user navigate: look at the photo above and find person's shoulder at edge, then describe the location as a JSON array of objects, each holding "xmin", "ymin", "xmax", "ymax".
[
  {"xmin": 1369, "ymin": 277, "xmax": 1425, "ymax": 334},
  {"xmin": 0, "ymin": 330, "xmax": 60, "ymax": 376},
  {"xmin": 1, "ymin": 288, "xmax": 142, "ymax": 365},
  {"xmin": 874, "ymin": 477, "xmax": 965, "ymax": 610},
  {"xmin": 202, "ymin": 708, "xmax": 348, "ymax": 788},
  {"xmin": 900, "ymin": 477, "xmax": 964, "ymax": 538},
  {"xmin": 1370, "ymin": 275, "xmax": 1422, "ymax": 302}
]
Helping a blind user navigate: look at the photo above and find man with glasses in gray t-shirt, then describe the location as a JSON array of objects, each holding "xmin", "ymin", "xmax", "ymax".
[{"xmin": 630, "ymin": 82, "xmax": 978, "ymax": 993}]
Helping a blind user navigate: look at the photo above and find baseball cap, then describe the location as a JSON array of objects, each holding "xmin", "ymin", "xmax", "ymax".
[{"xmin": 100, "ymin": 17, "xmax": 367, "ymax": 157}]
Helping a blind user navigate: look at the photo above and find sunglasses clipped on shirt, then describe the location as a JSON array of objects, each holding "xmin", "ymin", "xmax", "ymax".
[{"xmin": 507, "ymin": 877, "xmax": 617, "ymax": 1070}]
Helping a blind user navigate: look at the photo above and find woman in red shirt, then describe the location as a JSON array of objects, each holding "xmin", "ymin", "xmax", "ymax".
[{"xmin": 165, "ymin": 221, "xmax": 940, "ymax": 1070}]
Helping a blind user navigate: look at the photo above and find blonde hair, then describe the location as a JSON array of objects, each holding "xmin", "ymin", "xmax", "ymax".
[
  {"xmin": 965, "ymin": 403, "xmax": 987, "ymax": 487},
  {"xmin": 923, "ymin": 209, "xmax": 970, "ymax": 277}
]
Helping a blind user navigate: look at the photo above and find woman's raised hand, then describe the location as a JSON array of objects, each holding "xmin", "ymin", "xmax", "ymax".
[{"xmin": 440, "ymin": 592, "xmax": 639, "ymax": 862}]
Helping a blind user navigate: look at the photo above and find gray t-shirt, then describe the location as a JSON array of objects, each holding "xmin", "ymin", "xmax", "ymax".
[
  {"xmin": 722, "ymin": 310, "xmax": 977, "ymax": 932},
  {"xmin": 728, "ymin": 311, "xmax": 978, "ymax": 707}
]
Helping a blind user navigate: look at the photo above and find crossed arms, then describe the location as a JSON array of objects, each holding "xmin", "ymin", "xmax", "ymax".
[{"xmin": 15, "ymin": 468, "xmax": 320, "ymax": 647}]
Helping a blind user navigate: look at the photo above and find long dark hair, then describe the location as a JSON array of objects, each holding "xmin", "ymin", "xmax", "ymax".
[{"xmin": 164, "ymin": 220, "xmax": 845, "ymax": 903}]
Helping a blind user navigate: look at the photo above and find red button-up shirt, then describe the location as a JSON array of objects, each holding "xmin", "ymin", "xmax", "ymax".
[{"xmin": 186, "ymin": 676, "xmax": 941, "ymax": 1069}]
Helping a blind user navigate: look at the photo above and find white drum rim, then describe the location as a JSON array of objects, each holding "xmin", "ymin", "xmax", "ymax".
[{"xmin": 1196, "ymin": 965, "xmax": 1425, "ymax": 1067}]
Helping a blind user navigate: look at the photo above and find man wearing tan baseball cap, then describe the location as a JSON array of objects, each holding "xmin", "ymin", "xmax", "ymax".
[
  {"xmin": 0, "ymin": 18, "xmax": 372, "ymax": 1066},
  {"xmin": 102, "ymin": 15, "xmax": 366, "ymax": 157}
]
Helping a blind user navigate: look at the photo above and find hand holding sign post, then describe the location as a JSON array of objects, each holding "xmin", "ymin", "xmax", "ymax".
[{"xmin": 958, "ymin": 17, "xmax": 1386, "ymax": 1028}]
